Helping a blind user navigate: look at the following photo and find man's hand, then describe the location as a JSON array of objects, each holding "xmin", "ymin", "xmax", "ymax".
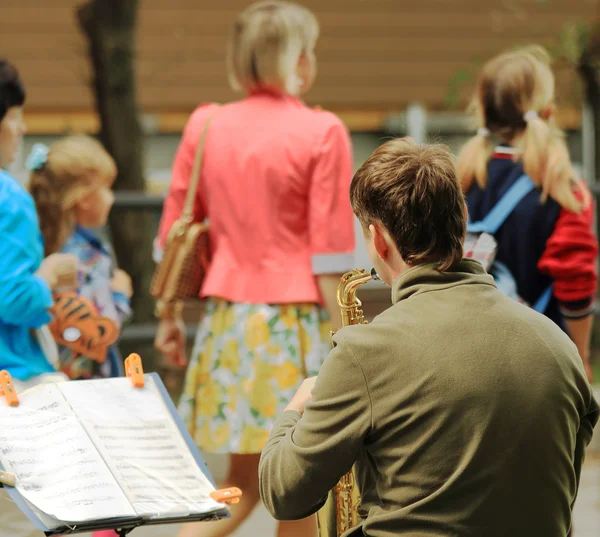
[
  {"xmin": 284, "ymin": 376, "xmax": 317, "ymax": 414},
  {"xmin": 154, "ymin": 316, "xmax": 187, "ymax": 367},
  {"xmin": 36, "ymin": 253, "xmax": 79, "ymax": 290}
]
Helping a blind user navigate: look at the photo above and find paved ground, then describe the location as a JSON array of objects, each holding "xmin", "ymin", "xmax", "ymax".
[
  {"xmin": 79, "ymin": 453, "xmax": 600, "ymax": 537},
  {"xmin": 572, "ymin": 454, "xmax": 600, "ymax": 537}
]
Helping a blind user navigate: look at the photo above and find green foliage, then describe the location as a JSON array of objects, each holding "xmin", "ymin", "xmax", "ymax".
[
  {"xmin": 445, "ymin": 68, "xmax": 474, "ymax": 109},
  {"xmin": 554, "ymin": 20, "xmax": 592, "ymax": 65},
  {"xmin": 444, "ymin": 53, "xmax": 484, "ymax": 108}
]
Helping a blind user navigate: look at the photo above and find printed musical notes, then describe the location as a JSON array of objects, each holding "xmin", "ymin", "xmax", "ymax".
[
  {"xmin": 0, "ymin": 374, "xmax": 225, "ymax": 532},
  {"xmin": 0, "ymin": 383, "xmax": 136, "ymax": 523},
  {"xmin": 59, "ymin": 377, "xmax": 222, "ymax": 517}
]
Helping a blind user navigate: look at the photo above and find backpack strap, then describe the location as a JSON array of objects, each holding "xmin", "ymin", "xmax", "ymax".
[
  {"xmin": 467, "ymin": 174, "xmax": 535, "ymax": 235},
  {"xmin": 532, "ymin": 285, "xmax": 553, "ymax": 314}
]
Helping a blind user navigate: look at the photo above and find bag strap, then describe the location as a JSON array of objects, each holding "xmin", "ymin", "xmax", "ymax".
[
  {"xmin": 180, "ymin": 106, "xmax": 220, "ymax": 223},
  {"xmin": 467, "ymin": 174, "xmax": 535, "ymax": 235},
  {"xmin": 532, "ymin": 285, "xmax": 553, "ymax": 314}
]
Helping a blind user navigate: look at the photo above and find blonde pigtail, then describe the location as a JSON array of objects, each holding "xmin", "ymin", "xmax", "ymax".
[
  {"xmin": 544, "ymin": 137, "xmax": 584, "ymax": 214},
  {"xmin": 456, "ymin": 129, "xmax": 493, "ymax": 192},
  {"xmin": 521, "ymin": 113, "xmax": 551, "ymax": 190},
  {"xmin": 521, "ymin": 113, "xmax": 583, "ymax": 213}
]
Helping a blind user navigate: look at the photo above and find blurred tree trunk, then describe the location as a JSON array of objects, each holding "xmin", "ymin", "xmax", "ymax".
[
  {"xmin": 77, "ymin": 0, "xmax": 154, "ymax": 326},
  {"xmin": 575, "ymin": 24, "xmax": 600, "ymax": 361},
  {"xmin": 576, "ymin": 24, "xmax": 600, "ymax": 245},
  {"xmin": 578, "ymin": 48, "xmax": 600, "ymax": 184}
]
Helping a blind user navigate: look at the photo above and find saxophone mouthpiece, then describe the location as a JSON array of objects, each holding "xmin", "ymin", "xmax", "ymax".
[{"xmin": 370, "ymin": 268, "xmax": 380, "ymax": 280}]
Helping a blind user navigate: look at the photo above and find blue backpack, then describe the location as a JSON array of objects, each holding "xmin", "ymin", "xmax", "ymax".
[{"xmin": 465, "ymin": 174, "xmax": 553, "ymax": 314}]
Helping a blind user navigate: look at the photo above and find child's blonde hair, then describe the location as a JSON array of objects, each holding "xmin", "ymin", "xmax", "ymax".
[
  {"xmin": 227, "ymin": 0, "xmax": 319, "ymax": 94},
  {"xmin": 28, "ymin": 135, "xmax": 116, "ymax": 255},
  {"xmin": 456, "ymin": 45, "xmax": 585, "ymax": 213}
]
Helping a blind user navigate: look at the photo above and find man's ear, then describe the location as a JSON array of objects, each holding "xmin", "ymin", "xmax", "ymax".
[{"xmin": 370, "ymin": 223, "xmax": 389, "ymax": 261}]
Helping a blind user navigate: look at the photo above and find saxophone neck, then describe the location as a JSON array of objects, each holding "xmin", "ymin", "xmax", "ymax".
[{"xmin": 336, "ymin": 269, "xmax": 376, "ymax": 327}]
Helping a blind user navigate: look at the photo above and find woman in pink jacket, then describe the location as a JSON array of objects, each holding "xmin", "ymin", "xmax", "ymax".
[{"xmin": 154, "ymin": 2, "xmax": 355, "ymax": 537}]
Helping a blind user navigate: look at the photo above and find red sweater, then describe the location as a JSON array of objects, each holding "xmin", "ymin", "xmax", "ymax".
[{"xmin": 538, "ymin": 184, "xmax": 598, "ymax": 316}]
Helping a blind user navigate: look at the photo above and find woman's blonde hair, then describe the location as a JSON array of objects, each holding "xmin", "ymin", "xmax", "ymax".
[
  {"xmin": 456, "ymin": 45, "xmax": 585, "ymax": 213},
  {"xmin": 29, "ymin": 135, "xmax": 116, "ymax": 255},
  {"xmin": 227, "ymin": 0, "xmax": 319, "ymax": 94}
]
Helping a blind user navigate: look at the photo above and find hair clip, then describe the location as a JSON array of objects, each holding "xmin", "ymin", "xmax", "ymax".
[
  {"xmin": 523, "ymin": 110, "xmax": 539, "ymax": 122},
  {"xmin": 25, "ymin": 143, "xmax": 50, "ymax": 171},
  {"xmin": 477, "ymin": 127, "xmax": 490, "ymax": 138}
]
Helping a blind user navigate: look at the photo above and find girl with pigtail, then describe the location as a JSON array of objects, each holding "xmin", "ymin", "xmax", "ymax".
[
  {"xmin": 458, "ymin": 45, "xmax": 598, "ymax": 382},
  {"xmin": 27, "ymin": 135, "xmax": 133, "ymax": 381}
]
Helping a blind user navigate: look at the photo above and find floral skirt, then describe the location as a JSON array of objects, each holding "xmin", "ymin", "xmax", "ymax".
[{"xmin": 178, "ymin": 298, "xmax": 331, "ymax": 454}]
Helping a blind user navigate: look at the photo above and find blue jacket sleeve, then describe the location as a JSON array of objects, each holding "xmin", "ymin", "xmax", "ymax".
[{"xmin": 0, "ymin": 205, "xmax": 53, "ymax": 328}]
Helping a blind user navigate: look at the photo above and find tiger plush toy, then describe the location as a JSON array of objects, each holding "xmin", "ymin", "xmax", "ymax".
[{"xmin": 48, "ymin": 292, "xmax": 120, "ymax": 366}]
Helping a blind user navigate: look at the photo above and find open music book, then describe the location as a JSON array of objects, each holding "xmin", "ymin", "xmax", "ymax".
[{"xmin": 0, "ymin": 373, "xmax": 229, "ymax": 535}]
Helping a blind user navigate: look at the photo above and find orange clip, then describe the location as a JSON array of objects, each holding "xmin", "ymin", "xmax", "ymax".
[
  {"xmin": 0, "ymin": 370, "xmax": 19, "ymax": 406},
  {"xmin": 210, "ymin": 487, "xmax": 242, "ymax": 505},
  {"xmin": 124, "ymin": 354, "xmax": 145, "ymax": 388}
]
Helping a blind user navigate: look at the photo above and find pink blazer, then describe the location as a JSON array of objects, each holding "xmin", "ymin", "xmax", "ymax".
[{"xmin": 156, "ymin": 90, "xmax": 355, "ymax": 305}]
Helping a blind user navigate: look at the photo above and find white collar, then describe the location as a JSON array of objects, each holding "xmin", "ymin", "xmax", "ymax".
[{"xmin": 493, "ymin": 146, "xmax": 519, "ymax": 155}]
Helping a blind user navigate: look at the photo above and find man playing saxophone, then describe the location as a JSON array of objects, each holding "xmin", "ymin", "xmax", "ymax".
[{"xmin": 258, "ymin": 138, "xmax": 598, "ymax": 537}]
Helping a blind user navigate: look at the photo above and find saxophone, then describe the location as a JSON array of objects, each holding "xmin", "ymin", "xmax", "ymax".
[{"xmin": 316, "ymin": 267, "xmax": 379, "ymax": 537}]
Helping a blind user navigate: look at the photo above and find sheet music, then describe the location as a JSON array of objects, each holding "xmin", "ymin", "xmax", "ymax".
[
  {"xmin": 59, "ymin": 376, "xmax": 223, "ymax": 518},
  {"xmin": 0, "ymin": 383, "xmax": 136, "ymax": 524}
]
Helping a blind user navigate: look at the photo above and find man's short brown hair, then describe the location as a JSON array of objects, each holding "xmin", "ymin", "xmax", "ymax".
[{"xmin": 350, "ymin": 138, "xmax": 466, "ymax": 271}]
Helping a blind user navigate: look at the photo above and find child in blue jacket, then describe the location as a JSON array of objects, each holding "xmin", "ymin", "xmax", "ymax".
[
  {"xmin": 0, "ymin": 59, "xmax": 78, "ymax": 389},
  {"xmin": 0, "ymin": 57, "xmax": 79, "ymax": 537}
]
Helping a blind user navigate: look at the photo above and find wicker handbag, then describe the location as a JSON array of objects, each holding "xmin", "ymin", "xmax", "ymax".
[{"xmin": 150, "ymin": 111, "xmax": 216, "ymax": 307}]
